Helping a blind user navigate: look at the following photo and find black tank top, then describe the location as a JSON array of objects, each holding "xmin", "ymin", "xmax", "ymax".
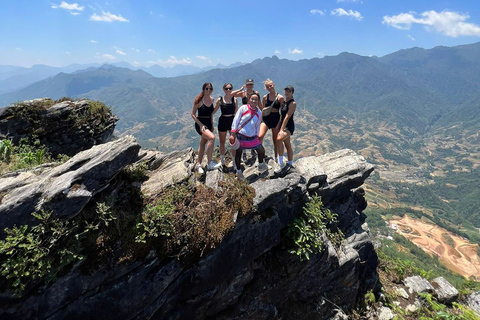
[
  {"xmin": 242, "ymin": 90, "xmax": 260, "ymax": 105},
  {"xmin": 197, "ymin": 102, "xmax": 214, "ymax": 118},
  {"xmin": 281, "ymin": 99, "xmax": 295, "ymax": 120},
  {"xmin": 265, "ymin": 93, "xmax": 280, "ymax": 110},
  {"xmin": 219, "ymin": 97, "xmax": 236, "ymax": 116}
]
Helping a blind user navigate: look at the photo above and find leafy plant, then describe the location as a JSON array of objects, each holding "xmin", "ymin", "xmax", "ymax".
[
  {"xmin": 0, "ymin": 210, "xmax": 82, "ymax": 293},
  {"xmin": 136, "ymin": 201, "xmax": 175, "ymax": 244},
  {"xmin": 286, "ymin": 196, "xmax": 344, "ymax": 261},
  {"xmin": 0, "ymin": 139, "xmax": 13, "ymax": 162}
]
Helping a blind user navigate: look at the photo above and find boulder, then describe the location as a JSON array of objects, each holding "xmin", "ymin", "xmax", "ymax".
[
  {"xmin": 0, "ymin": 98, "xmax": 118, "ymax": 156},
  {"xmin": 141, "ymin": 148, "xmax": 195, "ymax": 197},
  {"xmin": 466, "ymin": 291, "xmax": 480, "ymax": 316},
  {"xmin": 403, "ymin": 276, "xmax": 435, "ymax": 295},
  {"xmin": 431, "ymin": 277, "xmax": 459, "ymax": 304},
  {"xmin": 0, "ymin": 135, "xmax": 140, "ymax": 233}
]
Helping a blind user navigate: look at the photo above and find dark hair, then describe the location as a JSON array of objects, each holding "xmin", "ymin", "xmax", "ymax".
[
  {"xmin": 249, "ymin": 93, "xmax": 259, "ymax": 100},
  {"xmin": 194, "ymin": 82, "xmax": 213, "ymax": 105},
  {"xmin": 223, "ymin": 82, "xmax": 233, "ymax": 90}
]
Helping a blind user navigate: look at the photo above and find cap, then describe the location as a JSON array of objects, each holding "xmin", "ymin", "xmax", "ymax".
[
  {"xmin": 284, "ymin": 85, "xmax": 294, "ymax": 93},
  {"xmin": 245, "ymin": 78, "xmax": 254, "ymax": 85}
]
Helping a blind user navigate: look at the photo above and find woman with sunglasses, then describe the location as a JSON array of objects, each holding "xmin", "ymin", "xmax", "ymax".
[
  {"xmin": 259, "ymin": 79, "xmax": 284, "ymax": 164},
  {"xmin": 191, "ymin": 82, "xmax": 221, "ymax": 174},
  {"xmin": 275, "ymin": 85, "xmax": 296, "ymax": 174},
  {"xmin": 213, "ymin": 83, "xmax": 238, "ymax": 168},
  {"xmin": 229, "ymin": 93, "xmax": 268, "ymax": 180}
]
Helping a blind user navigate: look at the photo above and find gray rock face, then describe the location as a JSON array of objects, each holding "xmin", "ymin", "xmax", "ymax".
[
  {"xmin": 0, "ymin": 148, "xmax": 378, "ymax": 320},
  {"xmin": 404, "ymin": 276, "xmax": 435, "ymax": 295},
  {"xmin": 378, "ymin": 306, "xmax": 395, "ymax": 320},
  {"xmin": 431, "ymin": 277, "xmax": 459, "ymax": 304},
  {"xmin": 466, "ymin": 292, "xmax": 480, "ymax": 316},
  {"xmin": 0, "ymin": 98, "xmax": 118, "ymax": 156},
  {"xmin": 0, "ymin": 136, "xmax": 140, "ymax": 233},
  {"xmin": 141, "ymin": 148, "xmax": 195, "ymax": 197}
]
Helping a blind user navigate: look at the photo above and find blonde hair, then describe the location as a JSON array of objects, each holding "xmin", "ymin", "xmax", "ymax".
[{"xmin": 263, "ymin": 78, "xmax": 274, "ymax": 89}]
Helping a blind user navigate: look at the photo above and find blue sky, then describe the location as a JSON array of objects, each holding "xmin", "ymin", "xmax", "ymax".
[{"xmin": 1, "ymin": 0, "xmax": 480, "ymax": 68}]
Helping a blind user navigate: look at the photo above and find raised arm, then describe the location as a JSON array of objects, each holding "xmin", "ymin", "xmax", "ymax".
[{"xmin": 231, "ymin": 84, "xmax": 246, "ymax": 97}]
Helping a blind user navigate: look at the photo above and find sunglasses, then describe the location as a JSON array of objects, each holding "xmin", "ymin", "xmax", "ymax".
[
  {"xmin": 224, "ymin": 87, "xmax": 232, "ymax": 90},
  {"xmin": 284, "ymin": 89, "xmax": 292, "ymax": 92},
  {"xmin": 205, "ymin": 88, "xmax": 213, "ymax": 91}
]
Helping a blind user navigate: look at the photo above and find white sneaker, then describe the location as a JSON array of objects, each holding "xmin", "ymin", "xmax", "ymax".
[
  {"xmin": 274, "ymin": 163, "xmax": 285, "ymax": 174},
  {"xmin": 237, "ymin": 170, "xmax": 245, "ymax": 180},
  {"xmin": 206, "ymin": 161, "xmax": 222, "ymax": 171},
  {"xmin": 196, "ymin": 164, "xmax": 204, "ymax": 174},
  {"xmin": 258, "ymin": 162, "xmax": 268, "ymax": 173}
]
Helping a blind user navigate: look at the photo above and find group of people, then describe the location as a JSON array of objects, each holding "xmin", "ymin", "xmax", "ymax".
[{"xmin": 191, "ymin": 78, "xmax": 296, "ymax": 180}]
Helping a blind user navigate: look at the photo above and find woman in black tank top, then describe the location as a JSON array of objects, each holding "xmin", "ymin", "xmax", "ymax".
[
  {"xmin": 213, "ymin": 83, "xmax": 238, "ymax": 167},
  {"xmin": 259, "ymin": 79, "xmax": 284, "ymax": 163},
  {"xmin": 191, "ymin": 82, "xmax": 221, "ymax": 174},
  {"xmin": 275, "ymin": 85, "xmax": 297, "ymax": 173}
]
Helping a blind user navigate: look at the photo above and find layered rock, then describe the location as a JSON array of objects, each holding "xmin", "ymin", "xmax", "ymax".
[
  {"xmin": 0, "ymin": 98, "xmax": 118, "ymax": 156},
  {"xmin": 0, "ymin": 136, "xmax": 140, "ymax": 233},
  {"xmin": 0, "ymin": 147, "xmax": 378, "ymax": 320}
]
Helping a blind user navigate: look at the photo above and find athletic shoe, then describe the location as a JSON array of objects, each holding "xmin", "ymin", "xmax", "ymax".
[
  {"xmin": 258, "ymin": 162, "xmax": 268, "ymax": 173},
  {"xmin": 206, "ymin": 161, "xmax": 222, "ymax": 171},
  {"xmin": 274, "ymin": 163, "xmax": 285, "ymax": 174},
  {"xmin": 237, "ymin": 170, "xmax": 245, "ymax": 180},
  {"xmin": 196, "ymin": 164, "xmax": 204, "ymax": 175}
]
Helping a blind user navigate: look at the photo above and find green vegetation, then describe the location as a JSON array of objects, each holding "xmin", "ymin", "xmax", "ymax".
[
  {"xmin": 0, "ymin": 170, "xmax": 255, "ymax": 294},
  {"xmin": 286, "ymin": 196, "xmax": 344, "ymax": 261},
  {"xmin": 0, "ymin": 137, "xmax": 53, "ymax": 174}
]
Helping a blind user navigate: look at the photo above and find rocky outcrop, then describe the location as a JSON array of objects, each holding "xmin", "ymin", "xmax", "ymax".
[
  {"xmin": 0, "ymin": 146, "xmax": 378, "ymax": 320},
  {"xmin": 0, "ymin": 136, "xmax": 140, "ymax": 233},
  {"xmin": 0, "ymin": 98, "xmax": 118, "ymax": 156},
  {"xmin": 431, "ymin": 277, "xmax": 459, "ymax": 304},
  {"xmin": 466, "ymin": 292, "xmax": 480, "ymax": 316},
  {"xmin": 404, "ymin": 276, "xmax": 435, "ymax": 295}
]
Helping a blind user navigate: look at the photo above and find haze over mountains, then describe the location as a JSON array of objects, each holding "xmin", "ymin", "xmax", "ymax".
[{"xmin": 0, "ymin": 61, "xmax": 246, "ymax": 95}]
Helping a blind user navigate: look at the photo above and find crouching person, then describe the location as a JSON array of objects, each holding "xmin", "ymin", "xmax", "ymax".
[{"xmin": 229, "ymin": 94, "xmax": 268, "ymax": 180}]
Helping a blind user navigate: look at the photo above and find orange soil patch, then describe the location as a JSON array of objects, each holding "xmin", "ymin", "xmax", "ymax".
[{"xmin": 389, "ymin": 215, "xmax": 480, "ymax": 280}]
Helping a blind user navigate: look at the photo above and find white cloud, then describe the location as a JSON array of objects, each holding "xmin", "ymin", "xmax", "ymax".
[
  {"xmin": 66, "ymin": 51, "xmax": 70, "ymax": 55},
  {"xmin": 116, "ymin": 49, "xmax": 126, "ymax": 55},
  {"xmin": 101, "ymin": 54, "xmax": 116, "ymax": 61},
  {"xmin": 382, "ymin": 10, "xmax": 480, "ymax": 37},
  {"xmin": 148, "ymin": 56, "xmax": 192, "ymax": 67},
  {"xmin": 16, "ymin": 47, "xmax": 22, "ymax": 51},
  {"xmin": 310, "ymin": 9, "xmax": 325, "ymax": 15},
  {"xmin": 91, "ymin": 40, "xmax": 98, "ymax": 43},
  {"xmin": 408, "ymin": 34, "xmax": 415, "ymax": 41},
  {"xmin": 90, "ymin": 11, "xmax": 129, "ymax": 22},
  {"xmin": 274, "ymin": 50, "xmax": 281, "ymax": 54},
  {"xmin": 52, "ymin": 1, "xmax": 84, "ymax": 12},
  {"xmin": 131, "ymin": 48, "xmax": 140, "ymax": 52},
  {"xmin": 337, "ymin": 0, "xmax": 361, "ymax": 3},
  {"xmin": 288, "ymin": 48, "xmax": 303, "ymax": 54},
  {"xmin": 331, "ymin": 8, "xmax": 363, "ymax": 21},
  {"xmin": 148, "ymin": 49, "xmax": 156, "ymax": 53},
  {"xmin": 196, "ymin": 56, "xmax": 207, "ymax": 60},
  {"xmin": 70, "ymin": 12, "xmax": 80, "ymax": 16},
  {"xmin": 133, "ymin": 61, "xmax": 140, "ymax": 66}
]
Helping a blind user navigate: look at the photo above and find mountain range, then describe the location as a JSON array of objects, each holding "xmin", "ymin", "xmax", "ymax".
[
  {"xmin": 0, "ymin": 61, "xmax": 246, "ymax": 95},
  {"xmin": 2, "ymin": 42, "xmax": 479, "ymax": 141}
]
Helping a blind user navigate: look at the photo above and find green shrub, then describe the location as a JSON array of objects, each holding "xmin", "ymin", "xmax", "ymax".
[
  {"xmin": 286, "ymin": 196, "xmax": 344, "ymax": 261},
  {"xmin": 0, "ymin": 210, "xmax": 82, "ymax": 293},
  {"xmin": 0, "ymin": 139, "xmax": 13, "ymax": 162}
]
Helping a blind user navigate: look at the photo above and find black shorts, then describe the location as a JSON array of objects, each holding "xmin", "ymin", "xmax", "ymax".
[
  {"xmin": 195, "ymin": 118, "xmax": 213, "ymax": 135},
  {"xmin": 262, "ymin": 112, "xmax": 281, "ymax": 129},
  {"xmin": 285, "ymin": 120, "xmax": 295, "ymax": 135},
  {"xmin": 218, "ymin": 115, "xmax": 234, "ymax": 132}
]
